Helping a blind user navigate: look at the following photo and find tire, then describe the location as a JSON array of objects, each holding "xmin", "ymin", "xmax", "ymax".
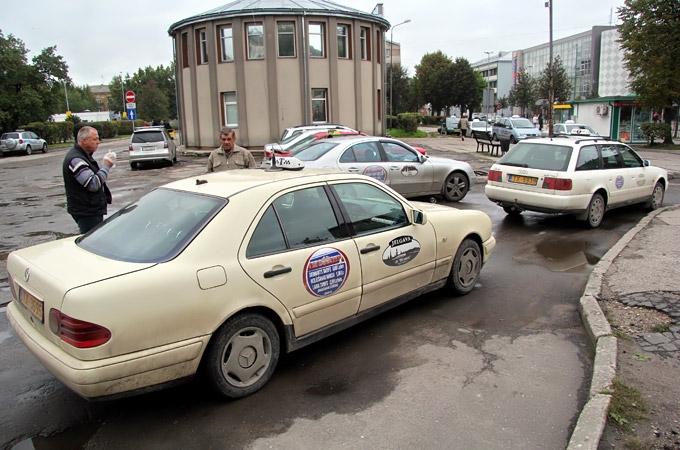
[
  {"xmin": 503, "ymin": 205, "xmax": 522, "ymax": 216},
  {"xmin": 442, "ymin": 171, "xmax": 469, "ymax": 202},
  {"xmin": 130, "ymin": 162, "xmax": 138, "ymax": 171},
  {"xmin": 42, "ymin": 143, "xmax": 48, "ymax": 153},
  {"xmin": 646, "ymin": 181, "xmax": 664, "ymax": 210},
  {"xmin": 25, "ymin": 145, "xmax": 32, "ymax": 156},
  {"xmin": 205, "ymin": 314, "xmax": 280, "ymax": 399},
  {"xmin": 172, "ymin": 153, "xmax": 177, "ymax": 163},
  {"xmin": 448, "ymin": 238, "xmax": 482, "ymax": 295},
  {"xmin": 584, "ymin": 192, "xmax": 606, "ymax": 228},
  {"xmin": 510, "ymin": 136, "xmax": 517, "ymax": 144}
]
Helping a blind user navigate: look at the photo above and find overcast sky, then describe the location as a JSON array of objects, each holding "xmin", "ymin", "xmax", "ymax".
[{"xmin": 3, "ymin": 0, "xmax": 625, "ymax": 86}]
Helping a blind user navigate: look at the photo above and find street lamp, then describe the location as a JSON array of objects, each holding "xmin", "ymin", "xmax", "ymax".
[
  {"xmin": 119, "ymin": 72, "xmax": 126, "ymax": 119},
  {"xmin": 389, "ymin": 19, "xmax": 411, "ymax": 116},
  {"xmin": 483, "ymin": 51, "xmax": 493, "ymax": 115},
  {"xmin": 62, "ymin": 80, "xmax": 70, "ymax": 113}
]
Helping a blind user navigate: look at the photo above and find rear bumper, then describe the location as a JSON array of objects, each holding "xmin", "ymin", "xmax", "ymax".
[
  {"xmin": 485, "ymin": 184, "xmax": 591, "ymax": 214},
  {"xmin": 7, "ymin": 302, "xmax": 209, "ymax": 399},
  {"xmin": 129, "ymin": 150, "xmax": 172, "ymax": 162}
]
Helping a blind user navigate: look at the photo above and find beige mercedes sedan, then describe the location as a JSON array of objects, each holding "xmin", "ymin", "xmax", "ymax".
[{"xmin": 7, "ymin": 169, "xmax": 495, "ymax": 400}]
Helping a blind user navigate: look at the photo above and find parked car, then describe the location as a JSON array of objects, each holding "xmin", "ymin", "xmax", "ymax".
[
  {"xmin": 485, "ymin": 136, "xmax": 667, "ymax": 227},
  {"xmin": 279, "ymin": 124, "xmax": 355, "ymax": 142},
  {"xmin": 128, "ymin": 126, "xmax": 177, "ymax": 169},
  {"xmin": 262, "ymin": 130, "xmax": 364, "ymax": 168},
  {"xmin": 554, "ymin": 122, "xmax": 601, "ymax": 137},
  {"xmin": 267, "ymin": 126, "xmax": 359, "ymax": 156},
  {"xmin": 0, "ymin": 131, "xmax": 48, "ymax": 156},
  {"xmin": 6, "ymin": 168, "xmax": 495, "ymax": 399},
  {"xmin": 492, "ymin": 117, "xmax": 540, "ymax": 143},
  {"xmin": 295, "ymin": 136, "xmax": 475, "ymax": 202},
  {"xmin": 440, "ymin": 115, "xmax": 460, "ymax": 134},
  {"xmin": 469, "ymin": 119, "xmax": 492, "ymax": 138}
]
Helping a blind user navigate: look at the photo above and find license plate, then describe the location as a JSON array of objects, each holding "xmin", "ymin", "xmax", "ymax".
[
  {"xmin": 142, "ymin": 146, "xmax": 156, "ymax": 151},
  {"xmin": 19, "ymin": 287, "xmax": 44, "ymax": 322},
  {"xmin": 508, "ymin": 174, "xmax": 538, "ymax": 186}
]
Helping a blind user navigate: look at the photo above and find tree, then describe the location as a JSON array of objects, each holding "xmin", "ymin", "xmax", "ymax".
[
  {"xmin": 67, "ymin": 85, "xmax": 98, "ymax": 112},
  {"xmin": 618, "ymin": 0, "xmax": 680, "ymax": 144},
  {"xmin": 536, "ymin": 56, "xmax": 572, "ymax": 103},
  {"xmin": 450, "ymin": 57, "xmax": 483, "ymax": 116},
  {"xmin": 386, "ymin": 63, "xmax": 413, "ymax": 115},
  {"xmin": 138, "ymin": 80, "xmax": 169, "ymax": 121},
  {"xmin": 413, "ymin": 51, "xmax": 455, "ymax": 115},
  {"xmin": 108, "ymin": 64, "xmax": 177, "ymax": 119},
  {"xmin": 508, "ymin": 69, "xmax": 535, "ymax": 116}
]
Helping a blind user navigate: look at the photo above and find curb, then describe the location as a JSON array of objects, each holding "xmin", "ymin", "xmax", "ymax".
[{"xmin": 567, "ymin": 206, "xmax": 671, "ymax": 450}]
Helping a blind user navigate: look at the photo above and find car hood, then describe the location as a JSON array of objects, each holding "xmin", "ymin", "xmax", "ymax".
[
  {"xmin": 410, "ymin": 201, "xmax": 459, "ymax": 213},
  {"xmin": 425, "ymin": 156, "xmax": 474, "ymax": 173}
]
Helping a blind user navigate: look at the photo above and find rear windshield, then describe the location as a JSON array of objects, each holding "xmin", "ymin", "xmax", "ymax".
[
  {"xmin": 132, "ymin": 131, "xmax": 164, "ymax": 143},
  {"xmin": 2, "ymin": 133, "xmax": 19, "ymax": 139},
  {"xmin": 78, "ymin": 189, "xmax": 226, "ymax": 263},
  {"xmin": 511, "ymin": 118, "xmax": 534, "ymax": 128},
  {"xmin": 499, "ymin": 143, "xmax": 573, "ymax": 171},
  {"xmin": 295, "ymin": 142, "xmax": 339, "ymax": 161},
  {"xmin": 280, "ymin": 130, "xmax": 304, "ymax": 145}
]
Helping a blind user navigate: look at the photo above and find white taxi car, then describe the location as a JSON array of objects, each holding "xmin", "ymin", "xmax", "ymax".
[
  {"xmin": 7, "ymin": 167, "xmax": 495, "ymax": 400},
  {"xmin": 485, "ymin": 137, "xmax": 667, "ymax": 227}
]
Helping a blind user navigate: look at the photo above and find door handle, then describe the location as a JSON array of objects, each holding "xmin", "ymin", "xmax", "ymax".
[
  {"xmin": 264, "ymin": 266, "xmax": 292, "ymax": 278},
  {"xmin": 360, "ymin": 244, "xmax": 381, "ymax": 254},
  {"xmin": 389, "ymin": 166, "xmax": 400, "ymax": 170}
]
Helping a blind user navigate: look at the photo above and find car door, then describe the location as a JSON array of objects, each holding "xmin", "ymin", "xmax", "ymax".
[
  {"xmin": 615, "ymin": 144, "xmax": 649, "ymax": 202},
  {"xmin": 337, "ymin": 141, "xmax": 387, "ymax": 181},
  {"xmin": 239, "ymin": 184, "xmax": 362, "ymax": 337},
  {"xmin": 329, "ymin": 181, "xmax": 436, "ymax": 312},
  {"xmin": 379, "ymin": 140, "xmax": 434, "ymax": 196},
  {"xmin": 598, "ymin": 143, "xmax": 627, "ymax": 206}
]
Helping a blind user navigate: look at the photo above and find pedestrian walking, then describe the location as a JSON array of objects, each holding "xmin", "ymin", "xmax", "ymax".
[
  {"xmin": 62, "ymin": 126, "xmax": 116, "ymax": 233},
  {"xmin": 538, "ymin": 113, "xmax": 544, "ymax": 131},
  {"xmin": 532, "ymin": 114, "xmax": 539, "ymax": 127},
  {"xmin": 459, "ymin": 114, "xmax": 469, "ymax": 141},
  {"xmin": 207, "ymin": 127, "xmax": 256, "ymax": 172}
]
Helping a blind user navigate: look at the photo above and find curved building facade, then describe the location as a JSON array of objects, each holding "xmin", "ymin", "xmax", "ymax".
[{"xmin": 168, "ymin": 1, "xmax": 390, "ymax": 148}]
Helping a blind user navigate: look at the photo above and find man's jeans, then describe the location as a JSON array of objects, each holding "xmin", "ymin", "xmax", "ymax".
[{"xmin": 72, "ymin": 215, "xmax": 103, "ymax": 234}]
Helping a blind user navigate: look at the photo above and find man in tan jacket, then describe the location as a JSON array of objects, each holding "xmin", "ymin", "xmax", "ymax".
[{"xmin": 207, "ymin": 127, "xmax": 257, "ymax": 172}]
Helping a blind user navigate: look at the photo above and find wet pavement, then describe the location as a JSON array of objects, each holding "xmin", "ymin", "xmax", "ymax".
[{"xmin": 0, "ymin": 136, "xmax": 678, "ymax": 449}]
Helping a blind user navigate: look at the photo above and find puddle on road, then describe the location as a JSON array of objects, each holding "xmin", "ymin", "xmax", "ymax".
[
  {"xmin": 305, "ymin": 378, "xmax": 350, "ymax": 396},
  {"xmin": 513, "ymin": 237, "xmax": 600, "ymax": 272},
  {"xmin": 14, "ymin": 196, "xmax": 41, "ymax": 202}
]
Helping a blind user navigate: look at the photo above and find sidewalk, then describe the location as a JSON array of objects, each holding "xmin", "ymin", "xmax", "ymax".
[{"xmin": 569, "ymin": 206, "xmax": 680, "ymax": 449}]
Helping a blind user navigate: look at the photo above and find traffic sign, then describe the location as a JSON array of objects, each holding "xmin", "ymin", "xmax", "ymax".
[
  {"xmin": 127, "ymin": 109, "xmax": 136, "ymax": 120},
  {"xmin": 125, "ymin": 90, "xmax": 136, "ymax": 103},
  {"xmin": 126, "ymin": 102, "xmax": 136, "ymax": 109}
]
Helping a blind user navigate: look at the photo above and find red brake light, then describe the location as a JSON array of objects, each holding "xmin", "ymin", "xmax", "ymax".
[
  {"xmin": 18, "ymin": 139, "xmax": 24, "ymax": 144},
  {"xmin": 488, "ymin": 169, "xmax": 502, "ymax": 182},
  {"xmin": 128, "ymin": 144, "xmax": 133, "ymax": 151},
  {"xmin": 265, "ymin": 150, "xmax": 273, "ymax": 158},
  {"xmin": 542, "ymin": 177, "xmax": 572, "ymax": 190},
  {"xmin": 49, "ymin": 308, "xmax": 111, "ymax": 348},
  {"xmin": 164, "ymin": 142, "xmax": 169, "ymax": 148}
]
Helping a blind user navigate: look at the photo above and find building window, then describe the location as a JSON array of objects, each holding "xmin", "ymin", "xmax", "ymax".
[
  {"xmin": 181, "ymin": 33, "xmax": 189, "ymax": 68},
  {"xmin": 222, "ymin": 92, "xmax": 238, "ymax": 127},
  {"xmin": 277, "ymin": 21, "xmax": 295, "ymax": 57},
  {"xmin": 309, "ymin": 22, "xmax": 325, "ymax": 58},
  {"xmin": 376, "ymin": 30, "xmax": 381, "ymax": 63},
  {"xmin": 311, "ymin": 88, "xmax": 328, "ymax": 123},
  {"xmin": 377, "ymin": 89, "xmax": 381, "ymax": 120},
  {"xmin": 246, "ymin": 23, "xmax": 264, "ymax": 60},
  {"xmin": 196, "ymin": 29, "xmax": 208, "ymax": 64},
  {"xmin": 337, "ymin": 24, "xmax": 350, "ymax": 59},
  {"xmin": 219, "ymin": 26, "xmax": 234, "ymax": 62},
  {"xmin": 360, "ymin": 27, "xmax": 371, "ymax": 61}
]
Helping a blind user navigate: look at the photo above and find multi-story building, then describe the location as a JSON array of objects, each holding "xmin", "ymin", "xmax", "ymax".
[
  {"xmin": 385, "ymin": 40, "xmax": 401, "ymax": 66},
  {"xmin": 89, "ymin": 85, "xmax": 110, "ymax": 111},
  {"xmin": 168, "ymin": 0, "xmax": 389, "ymax": 148},
  {"xmin": 471, "ymin": 51, "xmax": 513, "ymax": 115}
]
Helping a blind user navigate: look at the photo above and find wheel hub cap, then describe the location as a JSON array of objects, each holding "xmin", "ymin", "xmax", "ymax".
[{"xmin": 238, "ymin": 347, "xmax": 257, "ymax": 368}]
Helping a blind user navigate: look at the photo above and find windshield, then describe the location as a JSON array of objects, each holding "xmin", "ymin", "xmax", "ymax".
[
  {"xmin": 280, "ymin": 130, "xmax": 305, "ymax": 145},
  {"xmin": 295, "ymin": 142, "xmax": 339, "ymax": 161},
  {"xmin": 78, "ymin": 189, "xmax": 226, "ymax": 263},
  {"xmin": 498, "ymin": 143, "xmax": 572, "ymax": 171},
  {"xmin": 511, "ymin": 118, "xmax": 534, "ymax": 128},
  {"xmin": 132, "ymin": 131, "xmax": 164, "ymax": 143}
]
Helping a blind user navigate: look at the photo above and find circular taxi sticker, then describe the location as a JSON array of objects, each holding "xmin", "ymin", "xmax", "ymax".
[
  {"xmin": 362, "ymin": 165, "xmax": 388, "ymax": 182},
  {"xmin": 303, "ymin": 248, "xmax": 349, "ymax": 297},
  {"xmin": 615, "ymin": 175, "xmax": 624, "ymax": 189}
]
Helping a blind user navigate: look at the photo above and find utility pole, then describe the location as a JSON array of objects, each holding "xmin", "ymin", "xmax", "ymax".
[
  {"xmin": 389, "ymin": 19, "xmax": 410, "ymax": 116},
  {"xmin": 546, "ymin": 0, "xmax": 554, "ymax": 137}
]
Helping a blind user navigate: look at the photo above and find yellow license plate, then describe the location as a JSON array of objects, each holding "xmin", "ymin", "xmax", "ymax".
[
  {"xmin": 19, "ymin": 288, "xmax": 44, "ymax": 323},
  {"xmin": 508, "ymin": 174, "xmax": 538, "ymax": 186}
]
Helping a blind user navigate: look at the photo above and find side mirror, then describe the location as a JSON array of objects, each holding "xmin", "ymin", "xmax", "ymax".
[
  {"xmin": 644, "ymin": 159, "xmax": 650, "ymax": 167},
  {"xmin": 419, "ymin": 154, "xmax": 427, "ymax": 163},
  {"xmin": 413, "ymin": 209, "xmax": 427, "ymax": 225}
]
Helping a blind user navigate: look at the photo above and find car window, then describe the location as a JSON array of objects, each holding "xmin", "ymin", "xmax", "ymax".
[
  {"xmin": 295, "ymin": 142, "xmax": 339, "ymax": 161},
  {"xmin": 132, "ymin": 131, "xmax": 164, "ymax": 143},
  {"xmin": 511, "ymin": 118, "xmax": 534, "ymax": 128},
  {"xmin": 382, "ymin": 142, "xmax": 418, "ymax": 162},
  {"xmin": 332, "ymin": 183, "xmax": 408, "ymax": 236},
  {"xmin": 600, "ymin": 144, "xmax": 623, "ymax": 169},
  {"xmin": 246, "ymin": 205, "xmax": 287, "ymax": 258},
  {"xmin": 575, "ymin": 145, "xmax": 600, "ymax": 171},
  {"xmin": 273, "ymin": 186, "xmax": 345, "ymax": 249},
  {"xmin": 499, "ymin": 143, "xmax": 572, "ymax": 171},
  {"xmin": 281, "ymin": 130, "xmax": 304, "ymax": 144},
  {"xmin": 340, "ymin": 142, "xmax": 382, "ymax": 163},
  {"xmin": 617, "ymin": 145, "xmax": 643, "ymax": 168},
  {"xmin": 78, "ymin": 189, "xmax": 226, "ymax": 263},
  {"xmin": 2, "ymin": 133, "xmax": 19, "ymax": 139}
]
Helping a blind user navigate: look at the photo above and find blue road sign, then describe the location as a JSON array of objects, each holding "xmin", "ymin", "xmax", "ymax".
[{"xmin": 127, "ymin": 109, "xmax": 136, "ymax": 120}]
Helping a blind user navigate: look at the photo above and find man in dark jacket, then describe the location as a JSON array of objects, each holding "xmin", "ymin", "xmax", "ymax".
[{"xmin": 62, "ymin": 126, "xmax": 115, "ymax": 233}]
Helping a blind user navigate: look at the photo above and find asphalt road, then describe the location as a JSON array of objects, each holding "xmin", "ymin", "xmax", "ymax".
[{"xmin": 1, "ymin": 140, "xmax": 678, "ymax": 449}]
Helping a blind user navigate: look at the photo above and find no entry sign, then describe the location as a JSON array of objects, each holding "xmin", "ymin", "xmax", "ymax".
[{"xmin": 125, "ymin": 90, "xmax": 136, "ymax": 103}]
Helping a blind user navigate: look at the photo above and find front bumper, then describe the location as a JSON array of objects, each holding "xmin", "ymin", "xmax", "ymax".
[
  {"xmin": 7, "ymin": 302, "xmax": 209, "ymax": 399},
  {"xmin": 482, "ymin": 235, "xmax": 496, "ymax": 263}
]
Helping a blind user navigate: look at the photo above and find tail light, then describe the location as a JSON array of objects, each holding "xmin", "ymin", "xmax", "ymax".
[
  {"xmin": 542, "ymin": 177, "xmax": 572, "ymax": 190},
  {"xmin": 49, "ymin": 308, "xmax": 111, "ymax": 348},
  {"xmin": 164, "ymin": 142, "xmax": 169, "ymax": 148},
  {"xmin": 264, "ymin": 150, "xmax": 273, "ymax": 159},
  {"xmin": 128, "ymin": 144, "xmax": 133, "ymax": 151},
  {"xmin": 488, "ymin": 169, "xmax": 502, "ymax": 182},
  {"xmin": 18, "ymin": 139, "xmax": 24, "ymax": 144}
]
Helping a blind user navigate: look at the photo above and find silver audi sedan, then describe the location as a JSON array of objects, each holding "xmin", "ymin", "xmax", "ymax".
[{"xmin": 294, "ymin": 136, "xmax": 475, "ymax": 202}]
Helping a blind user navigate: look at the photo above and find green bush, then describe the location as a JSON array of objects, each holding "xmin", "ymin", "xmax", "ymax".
[
  {"xmin": 386, "ymin": 115, "xmax": 398, "ymax": 129},
  {"xmin": 640, "ymin": 122, "xmax": 671, "ymax": 145},
  {"xmin": 420, "ymin": 115, "xmax": 445, "ymax": 126},
  {"xmin": 397, "ymin": 113, "xmax": 420, "ymax": 133}
]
